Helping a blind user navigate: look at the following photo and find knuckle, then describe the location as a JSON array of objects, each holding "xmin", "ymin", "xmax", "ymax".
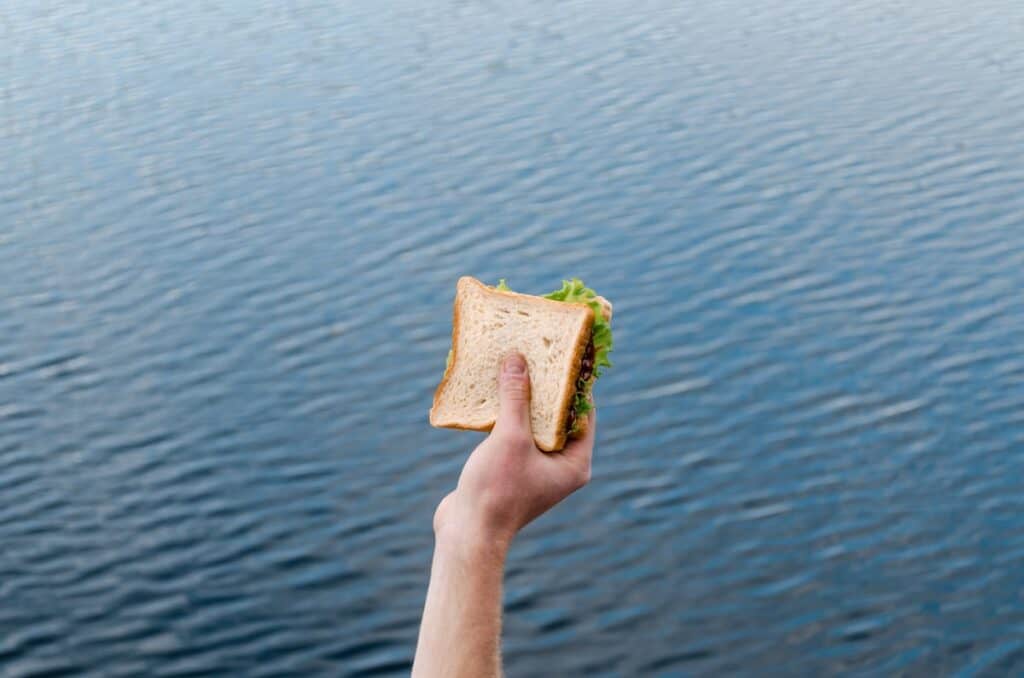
[
  {"xmin": 499, "ymin": 428, "xmax": 533, "ymax": 450},
  {"xmin": 575, "ymin": 464, "xmax": 592, "ymax": 488}
]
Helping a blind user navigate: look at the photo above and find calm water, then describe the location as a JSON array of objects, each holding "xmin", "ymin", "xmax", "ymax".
[{"xmin": 4, "ymin": 1, "xmax": 1024, "ymax": 675}]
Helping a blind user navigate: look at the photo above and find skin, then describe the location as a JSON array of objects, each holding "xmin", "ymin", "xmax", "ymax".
[{"xmin": 412, "ymin": 353, "xmax": 596, "ymax": 678}]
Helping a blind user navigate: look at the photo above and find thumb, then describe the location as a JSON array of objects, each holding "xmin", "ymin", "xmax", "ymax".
[{"xmin": 493, "ymin": 353, "xmax": 532, "ymax": 440}]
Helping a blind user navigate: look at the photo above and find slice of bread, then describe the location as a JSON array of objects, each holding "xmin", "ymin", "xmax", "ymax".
[{"xmin": 430, "ymin": 277, "xmax": 595, "ymax": 451}]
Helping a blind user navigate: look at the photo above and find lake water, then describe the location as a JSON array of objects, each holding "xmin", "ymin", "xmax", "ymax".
[{"xmin": 3, "ymin": 1, "xmax": 1024, "ymax": 675}]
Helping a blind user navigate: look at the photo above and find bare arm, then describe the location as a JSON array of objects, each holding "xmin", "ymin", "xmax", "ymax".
[
  {"xmin": 413, "ymin": 354, "xmax": 596, "ymax": 678},
  {"xmin": 411, "ymin": 498, "xmax": 508, "ymax": 677}
]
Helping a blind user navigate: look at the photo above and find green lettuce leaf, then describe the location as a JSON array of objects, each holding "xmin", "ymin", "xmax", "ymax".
[
  {"xmin": 542, "ymin": 279, "xmax": 613, "ymax": 377},
  {"xmin": 499, "ymin": 278, "xmax": 613, "ymax": 434}
]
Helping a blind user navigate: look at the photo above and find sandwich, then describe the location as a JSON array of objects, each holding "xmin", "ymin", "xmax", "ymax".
[{"xmin": 430, "ymin": 276, "xmax": 613, "ymax": 451}]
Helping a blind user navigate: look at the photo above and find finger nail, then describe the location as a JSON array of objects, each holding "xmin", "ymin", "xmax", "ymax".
[{"xmin": 503, "ymin": 354, "xmax": 526, "ymax": 376}]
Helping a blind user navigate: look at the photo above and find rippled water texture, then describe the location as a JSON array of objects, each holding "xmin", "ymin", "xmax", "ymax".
[{"xmin": 3, "ymin": 1, "xmax": 1024, "ymax": 675}]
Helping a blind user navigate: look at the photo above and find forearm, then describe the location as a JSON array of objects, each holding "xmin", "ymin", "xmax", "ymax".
[{"xmin": 412, "ymin": 523, "xmax": 509, "ymax": 678}]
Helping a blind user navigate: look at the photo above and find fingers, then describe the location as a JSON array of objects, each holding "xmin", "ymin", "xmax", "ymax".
[
  {"xmin": 492, "ymin": 353, "xmax": 533, "ymax": 444},
  {"xmin": 560, "ymin": 408, "xmax": 596, "ymax": 487}
]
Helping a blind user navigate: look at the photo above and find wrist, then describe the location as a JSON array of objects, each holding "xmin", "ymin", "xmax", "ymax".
[{"xmin": 434, "ymin": 492, "xmax": 514, "ymax": 560}]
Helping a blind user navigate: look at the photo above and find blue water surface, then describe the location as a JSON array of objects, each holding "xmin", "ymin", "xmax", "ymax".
[{"xmin": 3, "ymin": 1, "xmax": 1024, "ymax": 675}]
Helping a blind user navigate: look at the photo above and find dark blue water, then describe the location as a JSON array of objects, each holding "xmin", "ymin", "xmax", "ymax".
[{"xmin": 3, "ymin": 1, "xmax": 1024, "ymax": 675}]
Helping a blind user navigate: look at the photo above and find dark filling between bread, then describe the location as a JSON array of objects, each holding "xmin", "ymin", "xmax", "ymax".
[{"xmin": 565, "ymin": 336, "xmax": 596, "ymax": 434}]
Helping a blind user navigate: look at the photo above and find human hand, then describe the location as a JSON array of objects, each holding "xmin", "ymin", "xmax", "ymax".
[{"xmin": 433, "ymin": 353, "xmax": 596, "ymax": 551}]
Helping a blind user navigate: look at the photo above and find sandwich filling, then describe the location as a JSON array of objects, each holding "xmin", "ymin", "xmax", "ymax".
[
  {"xmin": 497, "ymin": 278, "xmax": 613, "ymax": 436},
  {"xmin": 565, "ymin": 336, "xmax": 595, "ymax": 434}
]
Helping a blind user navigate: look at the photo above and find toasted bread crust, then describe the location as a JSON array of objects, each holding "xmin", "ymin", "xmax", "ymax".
[
  {"xmin": 429, "ymin": 278, "xmax": 468, "ymax": 430},
  {"xmin": 430, "ymin": 277, "xmax": 595, "ymax": 451}
]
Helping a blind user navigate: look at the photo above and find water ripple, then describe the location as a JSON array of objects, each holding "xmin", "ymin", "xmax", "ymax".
[{"xmin": 3, "ymin": 0, "xmax": 1024, "ymax": 675}]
